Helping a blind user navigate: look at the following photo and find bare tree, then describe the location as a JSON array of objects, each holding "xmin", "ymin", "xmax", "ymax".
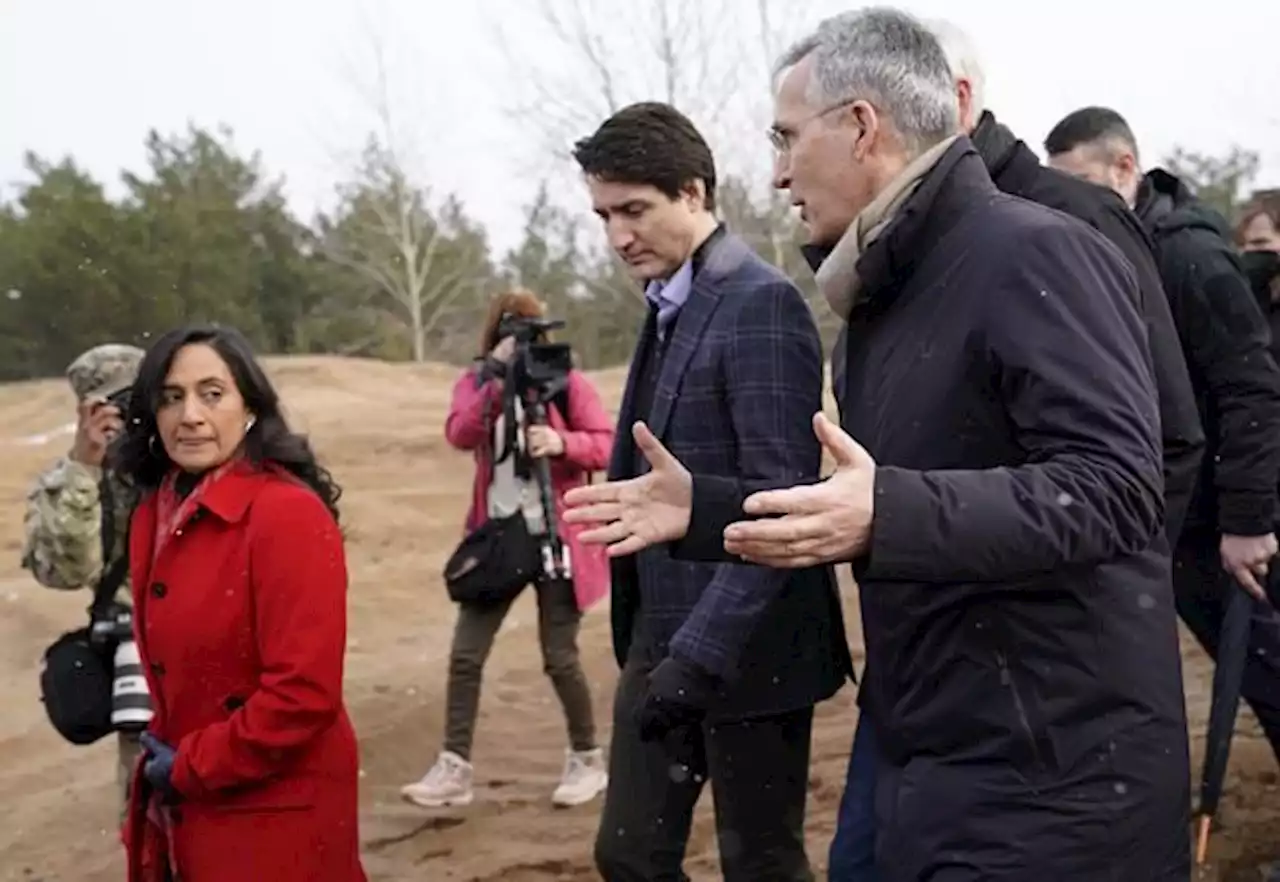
[
  {"xmin": 320, "ymin": 6, "xmax": 489, "ymax": 362},
  {"xmin": 484, "ymin": 0, "xmax": 837, "ymax": 221},
  {"xmin": 485, "ymin": 0, "xmax": 764, "ymax": 179},
  {"xmin": 1163, "ymin": 145, "xmax": 1262, "ymax": 223}
]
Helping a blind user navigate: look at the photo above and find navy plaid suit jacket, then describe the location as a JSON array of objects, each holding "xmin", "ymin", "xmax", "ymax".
[{"xmin": 608, "ymin": 231, "xmax": 850, "ymax": 719}]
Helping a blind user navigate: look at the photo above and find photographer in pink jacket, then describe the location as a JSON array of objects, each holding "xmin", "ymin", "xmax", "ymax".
[{"xmin": 401, "ymin": 290, "xmax": 615, "ymax": 809}]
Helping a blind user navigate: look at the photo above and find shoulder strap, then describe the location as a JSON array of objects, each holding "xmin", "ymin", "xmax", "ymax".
[
  {"xmin": 88, "ymin": 475, "xmax": 128, "ymax": 619},
  {"xmin": 90, "ymin": 557, "xmax": 129, "ymax": 619}
]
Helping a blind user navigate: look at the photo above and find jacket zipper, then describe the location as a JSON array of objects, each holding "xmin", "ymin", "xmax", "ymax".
[{"xmin": 996, "ymin": 649, "xmax": 1046, "ymax": 772}]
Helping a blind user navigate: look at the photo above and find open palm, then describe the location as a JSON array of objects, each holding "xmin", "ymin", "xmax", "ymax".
[{"xmin": 562, "ymin": 422, "xmax": 692, "ymax": 557}]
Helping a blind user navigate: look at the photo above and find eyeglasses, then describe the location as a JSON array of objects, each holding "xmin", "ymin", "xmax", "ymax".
[{"xmin": 767, "ymin": 99, "xmax": 858, "ymax": 153}]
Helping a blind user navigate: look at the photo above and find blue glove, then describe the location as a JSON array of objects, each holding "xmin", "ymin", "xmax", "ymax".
[{"xmin": 139, "ymin": 732, "xmax": 180, "ymax": 803}]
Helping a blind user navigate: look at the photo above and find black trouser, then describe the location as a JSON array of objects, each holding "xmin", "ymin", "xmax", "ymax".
[
  {"xmin": 594, "ymin": 657, "xmax": 815, "ymax": 882},
  {"xmin": 1173, "ymin": 533, "xmax": 1280, "ymax": 763}
]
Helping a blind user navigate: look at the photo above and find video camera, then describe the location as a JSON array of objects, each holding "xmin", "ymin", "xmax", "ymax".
[
  {"xmin": 493, "ymin": 312, "xmax": 576, "ymax": 583},
  {"xmin": 497, "ymin": 313, "xmax": 573, "ymax": 404}
]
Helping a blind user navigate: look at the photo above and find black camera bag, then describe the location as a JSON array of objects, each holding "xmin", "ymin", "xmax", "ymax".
[
  {"xmin": 38, "ymin": 475, "xmax": 130, "ymax": 746},
  {"xmin": 443, "ymin": 511, "xmax": 542, "ymax": 606}
]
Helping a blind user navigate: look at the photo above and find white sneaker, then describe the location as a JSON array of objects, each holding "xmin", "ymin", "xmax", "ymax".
[
  {"xmin": 399, "ymin": 750, "xmax": 474, "ymax": 808},
  {"xmin": 551, "ymin": 747, "xmax": 608, "ymax": 807}
]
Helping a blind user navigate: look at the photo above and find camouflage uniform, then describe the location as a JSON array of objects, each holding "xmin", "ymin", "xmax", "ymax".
[{"xmin": 20, "ymin": 344, "xmax": 145, "ymax": 817}]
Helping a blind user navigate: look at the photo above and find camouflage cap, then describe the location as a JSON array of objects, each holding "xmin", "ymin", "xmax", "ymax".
[{"xmin": 65, "ymin": 344, "xmax": 146, "ymax": 401}]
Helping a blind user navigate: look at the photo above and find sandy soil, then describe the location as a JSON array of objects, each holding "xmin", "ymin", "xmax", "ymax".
[{"xmin": 0, "ymin": 355, "xmax": 1274, "ymax": 881}]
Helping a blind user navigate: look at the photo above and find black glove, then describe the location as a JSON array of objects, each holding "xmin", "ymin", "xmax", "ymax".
[
  {"xmin": 139, "ymin": 732, "xmax": 181, "ymax": 803},
  {"xmin": 635, "ymin": 656, "xmax": 721, "ymax": 744}
]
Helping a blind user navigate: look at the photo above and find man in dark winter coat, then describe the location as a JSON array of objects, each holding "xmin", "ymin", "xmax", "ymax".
[
  {"xmin": 565, "ymin": 8, "xmax": 1191, "ymax": 880},
  {"xmin": 820, "ymin": 20, "xmax": 1207, "ymax": 877},
  {"xmin": 1046, "ymin": 107, "xmax": 1280, "ymax": 765}
]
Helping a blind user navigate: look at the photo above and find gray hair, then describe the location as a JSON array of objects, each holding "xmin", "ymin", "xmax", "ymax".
[
  {"xmin": 924, "ymin": 18, "xmax": 986, "ymax": 124},
  {"xmin": 776, "ymin": 7, "xmax": 959, "ymax": 154}
]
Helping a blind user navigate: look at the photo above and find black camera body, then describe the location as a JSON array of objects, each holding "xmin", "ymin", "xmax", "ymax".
[
  {"xmin": 497, "ymin": 313, "xmax": 563, "ymax": 344},
  {"xmin": 497, "ymin": 313, "xmax": 573, "ymax": 404},
  {"xmin": 95, "ymin": 385, "xmax": 132, "ymax": 421},
  {"xmin": 492, "ymin": 312, "xmax": 578, "ymax": 582}
]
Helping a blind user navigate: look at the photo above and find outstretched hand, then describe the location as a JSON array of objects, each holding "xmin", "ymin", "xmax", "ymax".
[
  {"xmin": 562, "ymin": 421, "xmax": 692, "ymax": 557},
  {"xmin": 722, "ymin": 412, "xmax": 877, "ymax": 567}
]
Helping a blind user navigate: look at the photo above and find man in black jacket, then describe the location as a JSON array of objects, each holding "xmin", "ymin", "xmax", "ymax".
[
  {"xmin": 819, "ymin": 20, "xmax": 1206, "ymax": 877},
  {"xmin": 1046, "ymin": 107, "xmax": 1280, "ymax": 764},
  {"xmin": 568, "ymin": 9, "xmax": 1190, "ymax": 880}
]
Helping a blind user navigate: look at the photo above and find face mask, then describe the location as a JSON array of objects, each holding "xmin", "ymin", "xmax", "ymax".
[{"xmin": 1240, "ymin": 250, "xmax": 1280, "ymax": 306}]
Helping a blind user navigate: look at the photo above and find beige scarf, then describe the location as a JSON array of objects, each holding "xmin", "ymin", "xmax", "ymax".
[{"xmin": 816, "ymin": 135, "xmax": 959, "ymax": 319}]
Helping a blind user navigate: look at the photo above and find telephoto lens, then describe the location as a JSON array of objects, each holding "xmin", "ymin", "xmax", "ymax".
[{"xmin": 109, "ymin": 611, "xmax": 153, "ymax": 731}]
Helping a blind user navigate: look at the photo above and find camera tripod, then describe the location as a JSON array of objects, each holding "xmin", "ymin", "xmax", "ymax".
[{"xmin": 520, "ymin": 396, "xmax": 573, "ymax": 587}]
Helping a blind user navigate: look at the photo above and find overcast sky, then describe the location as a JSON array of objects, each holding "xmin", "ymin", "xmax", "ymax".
[{"xmin": 2, "ymin": 0, "xmax": 1277, "ymax": 255}]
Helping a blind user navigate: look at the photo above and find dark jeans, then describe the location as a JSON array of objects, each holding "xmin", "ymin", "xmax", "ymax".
[
  {"xmin": 444, "ymin": 577, "xmax": 596, "ymax": 760},
  {"xmin": 828, "ymin": 714, "xmax": 879, "ymax": 881},
  {"xmin": 1173, "ymin": 534, "xmax": 1280, "ymax": 763},
  {"xmin": 594, "ymin": 657, "xmax": 815, "ymax": 882}
]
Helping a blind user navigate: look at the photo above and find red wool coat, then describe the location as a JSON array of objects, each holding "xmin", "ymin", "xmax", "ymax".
[
  {"xmin": 446, "ymin": 367, "xmax": 614, "ymax": 610},
  {"xmin": 124, "ymin": 462, "xmax": 366, "ymax": 882}
]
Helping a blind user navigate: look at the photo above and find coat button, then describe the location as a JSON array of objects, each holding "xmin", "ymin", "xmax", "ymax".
[
  {"xmin": 223, "ymin": 696, "xmax": 245, "ymax": 712},
  {"xmin": 149, "ymin": 661, "xmax": 166, "ymax": 676},
  {"xmin": 150, "ymin": 582, "xmax": 167, "ymax": 599}
]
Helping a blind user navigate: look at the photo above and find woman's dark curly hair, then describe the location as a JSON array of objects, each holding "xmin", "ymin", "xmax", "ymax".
[{"xmin": 111, "ymin": 324, "xmax": 343, "ymax": 522}]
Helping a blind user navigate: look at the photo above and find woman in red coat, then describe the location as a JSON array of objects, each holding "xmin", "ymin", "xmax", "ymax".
[
  {"xmin": 113, "ymin": 324, "xmax": 366, "ymax": 882},
  {"xmin": 399, "ymin": 290, "xmax": 615, "ymax": 810}
]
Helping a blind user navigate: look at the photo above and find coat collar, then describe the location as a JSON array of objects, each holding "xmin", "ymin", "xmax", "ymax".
[
  {"xmin": 969, "ymin": 111, "xmax": 1024, "ymax": 183},
  {"xmin": 796, "ymin": 137, "xmax": 999, "ymax": 287},
  {"xmin": 157, "ymin": 458, "xmax": 275, "ymax": 525},
  {"xmin": 852, "ymin": 138, "xmax": 997, "ymax": 311},
  {"xmin": 201, "ymin": 460, "xmax": 278, "ymax": 524}
]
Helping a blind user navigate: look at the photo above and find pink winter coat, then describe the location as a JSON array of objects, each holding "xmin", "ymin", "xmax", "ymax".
[{"xmin": 444, "ymin": 367, "xmax": 615, "ymax": 611}]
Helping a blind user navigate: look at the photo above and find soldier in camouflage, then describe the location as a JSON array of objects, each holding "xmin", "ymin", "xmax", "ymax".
[{"xmin": 21, "ymin": 343, "xmax": 146, "ymax": 818}]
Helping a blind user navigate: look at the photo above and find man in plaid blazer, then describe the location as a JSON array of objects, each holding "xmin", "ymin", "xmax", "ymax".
[{"xmin": 573, "ymin": 102, "xmax": 852, "ymax": 882}]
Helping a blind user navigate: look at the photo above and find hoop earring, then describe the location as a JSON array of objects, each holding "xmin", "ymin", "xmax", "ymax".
[
  {"xmin": 148, "ymin": 435, "xmax": 159, "ymax": 455},
  {"xmin": 245, "ymin": 415, "xmax": 256, "ymax": 433}
]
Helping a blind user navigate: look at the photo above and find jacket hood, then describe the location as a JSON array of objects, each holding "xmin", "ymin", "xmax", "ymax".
[
  {"xmin": 969, "ymin": 110, "xmax": 1022, "ymax": 179},
  {"xmin": 1136, "ymin": 167, "xmax": 1232, "ymax": 240}
]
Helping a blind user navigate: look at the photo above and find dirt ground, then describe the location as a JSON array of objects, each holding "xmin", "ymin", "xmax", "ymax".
[{"xmin": 0, "ymin": 355, "xmax": 1275, "ymax": 881}]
